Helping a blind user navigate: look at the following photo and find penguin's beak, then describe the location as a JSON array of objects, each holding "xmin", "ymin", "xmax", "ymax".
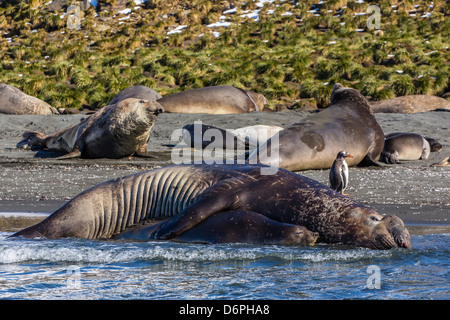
[{"xmin": 347, "ymin": 154, "xmax": 353, "ymax": 158}]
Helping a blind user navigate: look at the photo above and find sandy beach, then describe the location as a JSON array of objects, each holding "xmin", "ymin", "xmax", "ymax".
[{"xmin": 0, "ymin": 109, "xmax": 449, "ymax": 234}]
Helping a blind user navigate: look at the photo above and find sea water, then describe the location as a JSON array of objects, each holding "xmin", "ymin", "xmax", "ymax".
[{"xmin": 0, "ymin": 231, "xmax": 448, "ymax": 300}]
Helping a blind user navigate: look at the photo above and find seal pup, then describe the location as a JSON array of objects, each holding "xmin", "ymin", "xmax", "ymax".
[
  {"xmin": 10, "ymin": 163, "xmax": 411, "ymax": 250},
  {"xmin": 156, "ymin": 85, "xmax": 269, "ymax": 114},
  {"xmin": 247, "ymin": 84, "xmax": 385, "ymax": 171},
  {"xmin": 17, "ymin": 98, "xmax": 164, "ymax": 159},
  {"xmin": 385, "ymin": 132, "xmax": 442, "ymax": 152},
  {"xmin": 329, "ymin": 151, "xmax": 353, "ymax": 195},
  {"xmin": 381, "ymin": 133, "xmax": 435, "ymax": 164},
  {"xmin": 116, "ymin": 210, "xmax": 319, "ymax": 246}
]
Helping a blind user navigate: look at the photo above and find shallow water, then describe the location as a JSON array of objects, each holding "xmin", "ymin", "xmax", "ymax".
[{"xmin": 1, "ymin": 231, "xmax": 448, "ymax": 300}]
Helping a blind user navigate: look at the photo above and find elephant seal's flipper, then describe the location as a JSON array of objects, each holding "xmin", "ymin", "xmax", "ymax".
[{"xmin": 56, "ymin": 147, "xmax": 82, "ymax": 160}]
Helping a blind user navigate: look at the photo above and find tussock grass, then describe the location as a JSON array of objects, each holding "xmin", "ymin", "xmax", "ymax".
[{"xmin": 0, "ymin": 0, "xmax": 448, "ymax": 110}]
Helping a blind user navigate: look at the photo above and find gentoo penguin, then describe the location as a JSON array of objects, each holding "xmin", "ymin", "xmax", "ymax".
[{"xmin": 329, "ymin": 151, "xmax": 353, "ymax": 195}]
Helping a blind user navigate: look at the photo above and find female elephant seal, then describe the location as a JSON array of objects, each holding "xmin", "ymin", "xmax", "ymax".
[
  {"xmin": 0, "ymin": 83, "xmax": 58, "ymax": 115},
  {"xmin": 116, "ymin": 210, "xmax": 319, "ymax": 246},
  {"xmin": 182, "ymin": 123, "xmax": 283, "ymax": 150},
  {"xmin": 10, "ymin": 163, "xmax": 411, "ymax": 250},
  {"xmin": 247, "ymin": 84, "xmax": 385, "ymax": 171},
  {"xmin": 380, "ymin": 132, "xmax": 440, "ymax": 164},
  {"xmin": 17, "ymin": 98, "xmax": 164, "ymax": 159},
  {"xmin": 183, "ymin": 122, "xmax": 283, "ymax": 151},
  {"xmin": 156, "ymin": 85, "xmax": 269, "ymax": 114}
]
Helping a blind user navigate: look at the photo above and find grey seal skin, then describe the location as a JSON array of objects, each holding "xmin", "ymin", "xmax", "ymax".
[
  {"xmin": 385, "ymin": 132, "xmax": 442, "ymax": 152},
  {"xmin": 329, "ymin": 151, "xmax": 353, "ymax": 195},
  {"xmin": 107, "ymin": 85, "xmax": 162, "ymax": 105},
  {"xmin": 17, "ymin": 98, "xmax": 164, "ymax": 159},
  {"xmin": 10, "ymin": 164, "xmax": 411, "ymax": 250},
  {"xmin": 247, "ymin": 83, "xmax": 385, "ymax": 171},
  {"xmin": 0, "ymin": 83, "xmax": 58, "ymax": 115},
  {"xmin": 381, "ymin": 133, "xmax": 434, "ymax": 164},
  {"xmin": 156, "ymin": 85, "xmax": 269, "ymax": 114},
  {"xmin": 116, "ymin": 210, "xmax": 319, "ymax": 246},
  {"xmin": 182, "ymin": 123, "xmax": 283, "ymax": 150}
]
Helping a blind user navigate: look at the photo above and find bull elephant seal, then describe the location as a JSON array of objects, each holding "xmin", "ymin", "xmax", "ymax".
[
  {"xmin": 108, "ymin": 85, "xmax": 162, "ymax": 105},
  {"xmin": 116, "ymin": 210, "xmax": 319, "ymax": 246},
  {"xmin": 0, "ymin": 83, "xmax": 58, "ymax": 115},
  {"xmin": 381, "ymin": 133, "xmax": 435, "ymax": 164},
  {"xmin": 247, "ymin": 84, "xmax": 385, "ymax": 171},
  {"xmin": 17, "ymin": 98, "xmax": 164, "ymax": 159},
  {"xmin": 156, "ymin": 85, "xmax": 269, "ymax": 114},
  {"xmin": 10, "ymin": 163, "xmax": 411, "ymax": 250}
]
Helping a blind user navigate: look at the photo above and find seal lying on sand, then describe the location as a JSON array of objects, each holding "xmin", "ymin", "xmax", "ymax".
[
  {"xmin": 156, "ymin": 85, "xmax": 269, "ymax": 114},
  {"xmin": 182, "ymin": 123, "xmax": 283, "ymax": 150},
  {"xmin": 107, "ymin": 85, "xmax": 162, "ymax": 105},
  {"xmin": 381, "ymin": 132, "xmax": 441, "ymax": 164},
  {"xmin": 370, "ymin": 95, "xmax": 450, "ymax": 113},
  {"xmin": 247, "ymin": 84, "xmax": 385, "ymax": 171},
  {"xmin": 0, "ymin": 83, "xmax": 58, "ymax": 115},
  {"xmin": 10, "ymin": 163, "xmax": 411, "ymax": 250},
  {"xmin": 116, "ymin": 210, "xmax": 319, "ymax": 246},
  {"xmin": 385, "ymin": 132, "xmax": 442, "ymax": 152},
  {"xmin": 17, "ymin": 98, "xmax": 164, "ymax": 159}
]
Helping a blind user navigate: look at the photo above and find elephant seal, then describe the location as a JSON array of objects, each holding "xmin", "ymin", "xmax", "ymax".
[
  {"xmin": 17, "ymin": 98, "xmax": 164, "ymax": 159},
  {"xmin": 370, "ymin": 95, "xmax": 450, "ymax": 113},
  {"xmin": 431, "ymin": 156, "xmax": 450, "ymax": 167},
  {"xmin": 116, "ymin": 210, "xmax": 319, "ymax": 246},
  {"xmin": 10, "ymin": 163, "xmax": 411, "ymax": 250},
  {"xmin": 385, "ymin": 132, "xmax": 442, "ymax": 152},
  {"xmin": 182, "ymin": 123, "xmax": 283, "ymax": 150},
  {"xmin": 156, "ymin": 85, "xmax": 269, "ymax": 114},
  {"xmin": 381, "ymin": 133, "xmax": 435, "ymax": 164},
  {"xmin": 247, "ymin": 84, "xmax": 385, "ymax": 171},
  {"xmin": 0, "ymin": 83, "xmax": 58, "ymax": 115},
  {"xmin": 107, "ymin": 85, "xmax": 162, "ymax": 105}
]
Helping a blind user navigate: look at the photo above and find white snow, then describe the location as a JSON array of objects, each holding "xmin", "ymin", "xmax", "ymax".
[
  {"xmin": 206, "ymin": 21, "xmax": 232, "ymax": 28},
  {"xmin": 167, "ymin": 25, "xmax": 187, "ymax": 35}
]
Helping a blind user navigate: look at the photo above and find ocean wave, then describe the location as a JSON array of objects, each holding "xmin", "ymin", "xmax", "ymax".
[{"xmin": 0, "ymin": 234, "xmax": 394, "ymax": 265}]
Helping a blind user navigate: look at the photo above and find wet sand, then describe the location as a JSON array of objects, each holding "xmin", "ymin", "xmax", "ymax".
[{"xmin": 0, "ymin": 110, "xmax": 449, "ymax": 235}]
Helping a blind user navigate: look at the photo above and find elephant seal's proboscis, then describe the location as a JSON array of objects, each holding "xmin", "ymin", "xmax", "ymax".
[{"xmin": 17, "ymin": 98, "xmax": 164, "ymax": 159}]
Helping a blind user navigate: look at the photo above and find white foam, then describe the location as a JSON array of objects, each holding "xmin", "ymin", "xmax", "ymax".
[{"xmin": 0, "ymin": 212, "xmax": 49, "ymax": 218}]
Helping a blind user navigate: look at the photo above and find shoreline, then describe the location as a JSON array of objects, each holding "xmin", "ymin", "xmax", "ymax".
[{"xmin": 0, "ymin": 110, "xmax": 449, "ymax": 236}]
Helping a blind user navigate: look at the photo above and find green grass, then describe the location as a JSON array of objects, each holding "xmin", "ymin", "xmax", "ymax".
[{"xmin": 0, "ymin": 0, "xmax": 448, "ymax": 111}]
